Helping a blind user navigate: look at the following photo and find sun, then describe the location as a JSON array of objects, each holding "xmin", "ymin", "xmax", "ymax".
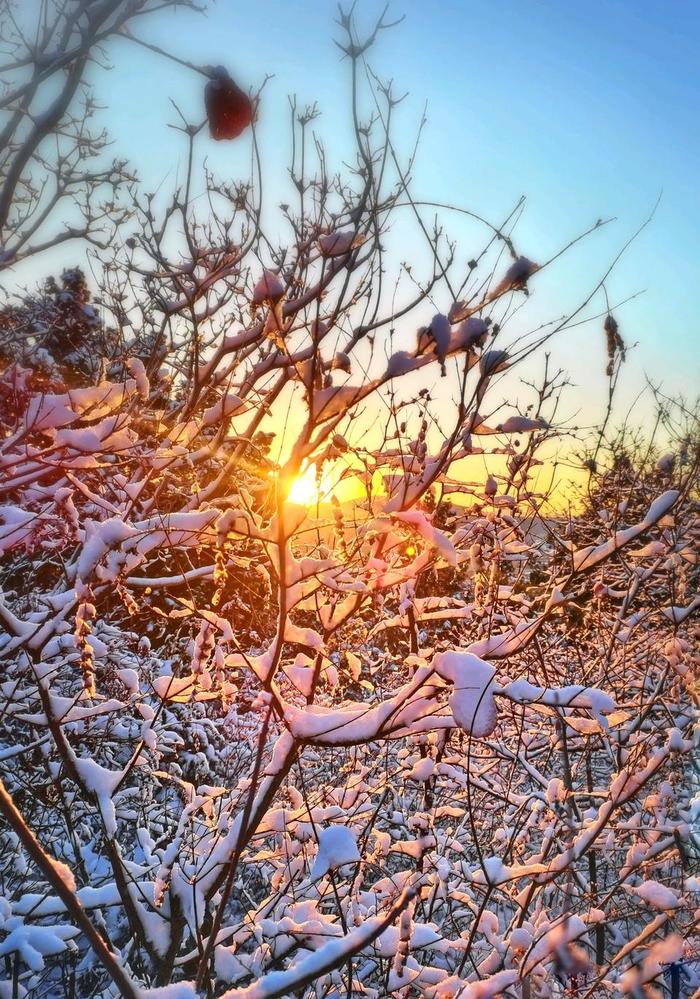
[{"xmin": 287, "ymin": 464, "xmax": 332, "ymax": 506}]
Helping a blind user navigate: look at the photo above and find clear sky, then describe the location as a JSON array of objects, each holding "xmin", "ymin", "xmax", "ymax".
[{"xmin": 63, "ymin": 1, "xmax": 700, "ymax": 424}]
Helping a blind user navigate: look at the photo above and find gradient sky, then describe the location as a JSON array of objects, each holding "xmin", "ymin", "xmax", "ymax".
[{"xmin": 60, "ymin": 1, "xmax": 700, "ymax": 426}]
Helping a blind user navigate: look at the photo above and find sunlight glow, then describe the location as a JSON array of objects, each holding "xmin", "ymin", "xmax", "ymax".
[{"xmin": 287, "ymin": 464, "xmax": 333, "ymax": 506}]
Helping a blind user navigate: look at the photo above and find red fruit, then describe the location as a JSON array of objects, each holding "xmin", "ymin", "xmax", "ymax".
[{"xmin": 205, "ymin": 67, "xmax": 254, "ymax": 140}]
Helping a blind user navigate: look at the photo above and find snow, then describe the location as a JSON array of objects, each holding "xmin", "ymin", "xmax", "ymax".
[
  {"xmin": 76, "ymin": 515, "xmax": 136, "ymax": 582},
  {"xmin": 24, "ymin": 379, "xmax": 138, "ymax": 433},
  {"xmin": 501, "ymin": 678, "xmax": 615, "ymax": 714},
  {"xmin": 283, "ymin": 663, "xmax": 438, "ymax": 744},
  {"xmin": 655, "ymin": 452, "xmax": 675, "ymax": 473},
  {"xmin": 284, "ymin": 620, "xmax": 323, "ymax": 651},
  {"xmin": 311, "ymin": 825, "xmax": 361, "ymax": 878},
  {"xmin": 318, "ymin": 229, "xmax": 364, "ymax": 257},
  {"xmin": 152, "ymin": 674, "xmax": 196, "ymax": 701},
  {"xmin": 0, "ymin": 922, "xmax": 76, "ymax": 972},
  {"xmin": 471, "ymin": 855, "xmax": 513, "ymax": 885},
  {"xmin": 494, "ymin": 255, "xmax": 539, "ymax": 294},
  {"xmin": 479, "ymin": 349, "xmax": 509, "ymax": 376},
  {"xmin": 386, "ymin": 350, "xmax": 420, "ymax": 379},
  {"xmin": 497, "ymin": 415, "xmax": 548, "ymax": 433},
  {"xmin": 571, "ymin": 490, "xmax": 679, "ymax": 571},
  {"xmin": 0, "ymin": 982, "xmax": 27, "ymax": 999},
  {"xmin": 118, "ymin": 668, "xmax": 140, "ymax": 695},
  {"xmin": 311, "ymin": 383, "xmax": 370, "ymax": 420},
  {"xmin": 283, "ymin": 657, "xmax": 315, "ymax": 697},
  {"xmin": 345, "ymin": 651, "xmax": 361, "ymax": 680},
  {"xmin": 468, "ymin": 617, "xmax": 544, "ymax": 659},
  {"xmin": 661, "ymin": 596, "xmax": 700, "ymax": 623},
  {"xmin": 53, "ymin": 415, "xmax": 136, "ymax": 453},
  {"xmin": 428, "ymin": 313, "xmax": 451, "ymax": 370},
  {"xmin": 138, "ymin": 986, "xmax": 198, "ymax": 999},
  {"xmin": 126, "ymin": 357, "xmax": 150, "ymax": 399},
  {"xmin": 73, "ymin": 757, "xmax": 124, "ymax": 837},
  {"xmin": 432, "ymin": 651, "xmax": 498, "ymax": 738},
  {"xmin": 332, "ymin": 350, "xmax": 352, "ymax": 373},
  {"xmin": 0, "ymin": 505, "xmax": 36, "ymax": 554},
  {"xmin": 202, "ymin": 391, "xmax": 244, "ymax": 426},
  {"xmin": 462, "ymin": 970, "xmax": 519, "ymax": 997},
  {"xmin": 252, "ymin": 269, "xmax": 284, "ymax": 304},
  {"xmin": 406, "ymin": 756, "xmax": 435, "ymax": 781},
  {"xmin": 134, "ymin": 510, "xmax": 222, "ymax": 556},
  {"xmin": 451, "ymin": 317, "xmax": 488, "ymax": 351},
  {"xmin": 546, "ymin": 777, "xmax": 566, "ymax": 804},
  {"xmin": 628, "ymin": 880, "xmax": 680, "ymax": 910},
  {"xmin": 216, "ymin": 889, "xmax": 414, "ymax": 999}
]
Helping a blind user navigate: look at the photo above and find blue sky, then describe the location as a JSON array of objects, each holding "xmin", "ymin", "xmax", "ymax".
[{"xmin": 87, "ymin": 1, "xmax": 699, "ymax": 420}]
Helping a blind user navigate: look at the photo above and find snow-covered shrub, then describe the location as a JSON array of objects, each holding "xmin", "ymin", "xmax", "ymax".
[{"xmin": 0, "ymin": 4, "xmax": 699, "ymax": 998}]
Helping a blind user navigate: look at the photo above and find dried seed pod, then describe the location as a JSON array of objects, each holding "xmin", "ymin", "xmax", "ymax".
[
  {"xmin": 604, "ymin": 313, "xmax": 626, "ymax": 376},
  {"xmin": 205, "ymin": 66, "xmax": 254, "ymax": 140}
]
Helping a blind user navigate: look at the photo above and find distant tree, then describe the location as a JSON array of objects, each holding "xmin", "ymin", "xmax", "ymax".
[{"xmin": 0, "ymin": 267, "xmax": 120, "ymax": 385}]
